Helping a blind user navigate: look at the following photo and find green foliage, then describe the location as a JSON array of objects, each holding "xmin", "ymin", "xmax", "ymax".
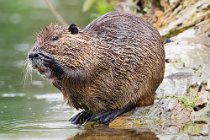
[
  {"xmin": 96, "ymin": 0, "xmax": 113, "ymax": 15},
  {"xmin": 82, "ymin": 0, "xmax": 113, "ymax": 18}
]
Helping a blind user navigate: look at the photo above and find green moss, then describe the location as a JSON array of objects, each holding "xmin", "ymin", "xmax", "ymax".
[
  {"xmin": 179, "ymin": 96, "xmax": 199, "ymax": 109},
  {"xmin": 181, "ymin": 123, "xmax": 201, "ymax": 135},
  {"xmin": 162, "ymin": 24, "xmax": 195, "ymax": 39},
  {"xmin": 156, "ymin": 95, "xmax": 199, "ymax": 109},
  {"xmin": 132, "ymin": 118, "xmax": 165, "ymax": 128},
  {"xmin": 155, "ymin": 95, "xmax": 177, "ymax": 100}
]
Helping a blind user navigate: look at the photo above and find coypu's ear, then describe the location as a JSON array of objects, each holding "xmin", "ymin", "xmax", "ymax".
[{"xmin": 68, "ymin": 24, "xmax": 79, "ymax": 34}]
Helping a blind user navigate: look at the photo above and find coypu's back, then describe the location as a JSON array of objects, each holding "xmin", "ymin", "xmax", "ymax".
[
  {"xmin": 83, "ymin": 11, "xmax": 162, "ymax": 46},
  {"xmin": 83, "ymin": 11, "xmax": 165, "ymax": 106}
]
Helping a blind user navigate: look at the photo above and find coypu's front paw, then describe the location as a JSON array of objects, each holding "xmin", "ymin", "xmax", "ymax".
[
  {"xmin": 39, "ymin": 53, "xmax": 64, "ymax": 78},
  {"xmin": 28, "ymin": 52, "xmax": 64, "ymax": 79}
]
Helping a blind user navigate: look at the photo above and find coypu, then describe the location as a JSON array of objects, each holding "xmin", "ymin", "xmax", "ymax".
[{"xmin": 28, "ymin": 11, "xmax": 165, "ymax": 125}]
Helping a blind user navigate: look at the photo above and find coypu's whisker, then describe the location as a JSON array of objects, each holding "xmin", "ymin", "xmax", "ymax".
[{"xmin": 24, "ymin": 59, "xmax": 33, "ymax": 85}]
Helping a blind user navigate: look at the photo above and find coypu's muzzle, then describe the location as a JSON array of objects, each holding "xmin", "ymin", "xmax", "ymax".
[{"xmin": 28, "ymin": 52, "xmax": 53, "ymax": 78}]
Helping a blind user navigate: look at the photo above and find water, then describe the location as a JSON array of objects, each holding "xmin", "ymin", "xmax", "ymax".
[{"xmin": 0, "ymin": 0, "xmax": 88, "ymax": 139}]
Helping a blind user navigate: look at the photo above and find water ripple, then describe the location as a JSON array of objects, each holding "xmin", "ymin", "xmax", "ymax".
[
  {"xmin": 33, "ymin": 93, "xmax": 63, "ymax": 102},
  {"xmin": 1, "ymin": 93, "xmax": 25, "ymax": 97}
]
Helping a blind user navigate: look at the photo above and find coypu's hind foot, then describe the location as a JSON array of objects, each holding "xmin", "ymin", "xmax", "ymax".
[
  {"xmin": 86, "ymin": 105, "xmax": 135, "ymax": 125},
  {"xmin": 69, "ymin": 111, "xmax": 92, "ymax": 125}
]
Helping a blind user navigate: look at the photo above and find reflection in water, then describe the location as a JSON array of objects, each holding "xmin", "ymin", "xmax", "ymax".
[{"xmin": 68, "ymin": 127, "xmax": 158, "ymax": 140}]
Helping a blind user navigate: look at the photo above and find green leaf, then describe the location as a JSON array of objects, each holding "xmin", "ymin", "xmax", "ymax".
[{"xmin": 96, "ymin": 0, "xmax": 113, "ymax": 15}]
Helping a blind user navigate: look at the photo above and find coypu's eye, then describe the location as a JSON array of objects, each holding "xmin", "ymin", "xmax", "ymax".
[
  {"xmin": 52, "ymin": 36, "xmax": 59, "ymax": 41},
  {"xmin": 68, "ymin": 24, "xmax": 79, "ymax": 34}
]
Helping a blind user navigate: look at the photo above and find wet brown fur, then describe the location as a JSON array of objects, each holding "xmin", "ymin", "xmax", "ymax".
[{"xmin": 30, "ymin": 11, "xmax": 165, "ymax": 114}]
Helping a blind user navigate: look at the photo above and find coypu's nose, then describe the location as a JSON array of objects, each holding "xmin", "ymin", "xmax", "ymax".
[{"xmin": 28, "ymin": 53, "xmax": 40, "ymax": 60}]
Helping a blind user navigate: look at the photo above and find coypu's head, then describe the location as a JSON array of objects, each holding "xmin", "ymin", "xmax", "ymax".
[{"xmin": 28, "ymin": 24, "xmax": 94, "ymax": 79}]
